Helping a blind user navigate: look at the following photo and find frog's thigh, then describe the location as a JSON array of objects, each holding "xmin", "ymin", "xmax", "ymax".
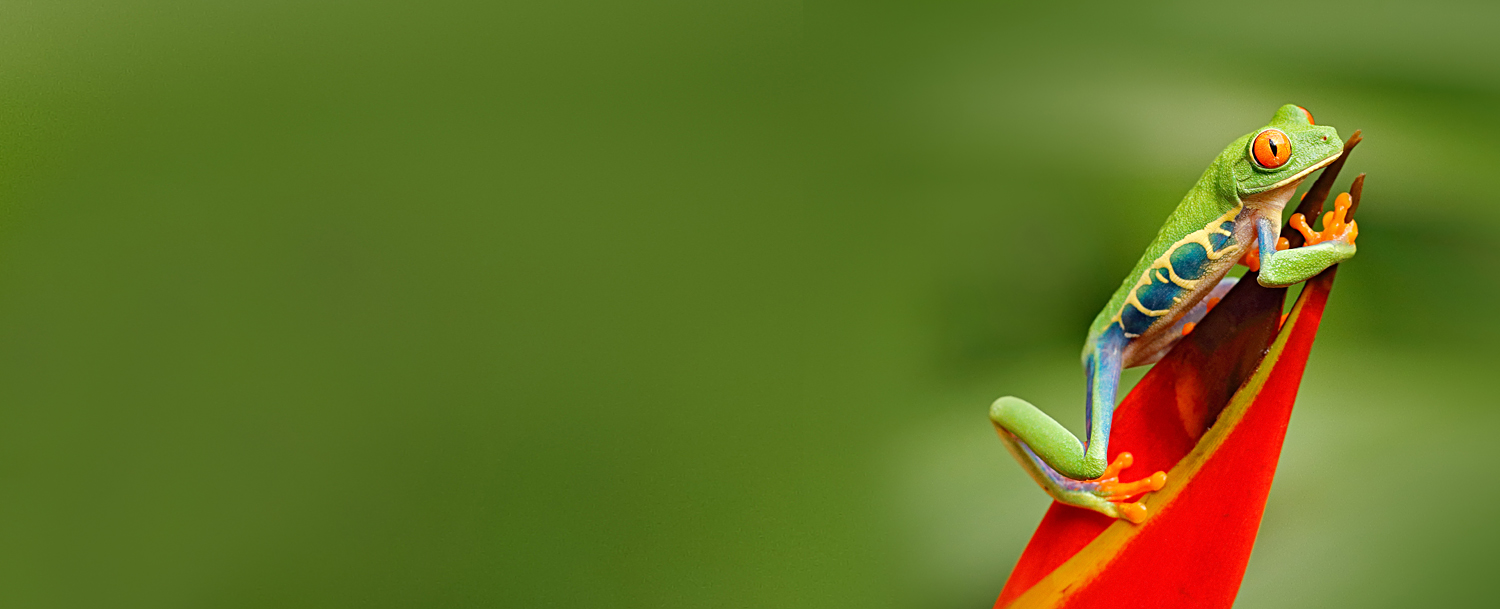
[{"xmin": 989, "ymin": 396, "xmax": 1092, "ymax": 479}]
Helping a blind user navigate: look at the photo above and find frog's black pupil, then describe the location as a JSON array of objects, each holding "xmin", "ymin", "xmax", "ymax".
[{"xmin": 1268, "ymin": 138, "xmax": 1279, "ymax": 157}]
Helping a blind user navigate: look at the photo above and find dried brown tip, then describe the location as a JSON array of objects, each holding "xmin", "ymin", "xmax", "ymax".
[{"xmin": 1346, "ymin": 173, "xmax": 1365, "ymax": 221}]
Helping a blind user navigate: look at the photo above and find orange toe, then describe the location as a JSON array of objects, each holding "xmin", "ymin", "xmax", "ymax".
[
  {"xmin": 1117, "ymin": 499, "xmax": 1148, "ymax": 524},
  {"xmin": 1092, "ymin": 452, "xmax": 1133, "ymax": 482},
  {"xmin": 1098, "ymin": 470, "xmax": 1168, "ymax": 502},
  {"xmin": 1239, "ymin": 243, "xmax": 1261, "ymax": 271}
]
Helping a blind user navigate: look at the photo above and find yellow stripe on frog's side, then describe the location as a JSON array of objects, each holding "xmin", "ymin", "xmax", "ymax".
[{"xmin": 1108, "ymin": 205, "xmax": 1241, "ymax": 338}]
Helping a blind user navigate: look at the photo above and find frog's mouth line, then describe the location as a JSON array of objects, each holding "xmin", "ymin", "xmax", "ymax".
[{"xmin": 1260, "ymin": 151, "xmax": 1343, "ymax": 192}]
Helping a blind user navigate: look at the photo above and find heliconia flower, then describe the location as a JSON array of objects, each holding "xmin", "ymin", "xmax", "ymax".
[{"xmin": 994, "ymin": 134, "xmax": 1365, "ymax": 609}]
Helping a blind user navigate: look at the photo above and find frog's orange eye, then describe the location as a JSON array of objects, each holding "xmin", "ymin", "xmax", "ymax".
[
  {"xmin": 1296, "ymin": 105, "xmax": 1314, "ymax": 124},
  {"xmin": 1251, "ymin": 129, "xmax": 1292, "ymax": 169}
]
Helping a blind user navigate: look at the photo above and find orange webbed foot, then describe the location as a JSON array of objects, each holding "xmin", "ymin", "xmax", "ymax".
[
  {"xmin": 1088, "ymin": 452, "xmax": 1167, "ymax": 523},
  {"xmin": 1290, "ymin": 192, "xmax": 1359, "ymax": 247}
]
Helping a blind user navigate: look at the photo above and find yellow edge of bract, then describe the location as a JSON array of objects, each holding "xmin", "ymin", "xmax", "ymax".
[{"xmin": 1006, "ymin": 290, "xmax": 1314, "ymax": 609}]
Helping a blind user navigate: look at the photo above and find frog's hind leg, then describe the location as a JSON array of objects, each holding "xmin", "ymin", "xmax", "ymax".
[{"xmin": 989, "ymin": 327, "xmax": 1167, "ymax": 522}]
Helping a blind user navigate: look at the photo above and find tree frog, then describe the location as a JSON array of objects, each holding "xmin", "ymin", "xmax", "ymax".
[{"xmin": 989, "ymin": 104, "xmax": 1358, "ymax": 523}]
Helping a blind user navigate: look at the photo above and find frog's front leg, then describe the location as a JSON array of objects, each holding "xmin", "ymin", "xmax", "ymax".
[
  {"xmin": 1256, "ymin": 193, "xmax": 1359, "ymax": 287},
  {"xmin": 989, "ymin": 327, "xmax": 1167, "ymax": 522}
]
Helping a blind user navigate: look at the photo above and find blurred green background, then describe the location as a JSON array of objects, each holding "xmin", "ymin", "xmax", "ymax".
[{"xmin": 0, "ymin": 0, "xmax": 1496, "ymax": 607}]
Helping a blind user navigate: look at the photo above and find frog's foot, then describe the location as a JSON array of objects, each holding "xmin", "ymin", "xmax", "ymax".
[
  {"xmin": 1081, "ymin": 452, "xmax": 1167, "ymax": 523},
  {"xmin": 1290, "ymin": 192, "xmax": 1359, "ymax": 246},
  {"xmin": 992, "ymin": 398, "xmax": 1168, "ymax": 523}
]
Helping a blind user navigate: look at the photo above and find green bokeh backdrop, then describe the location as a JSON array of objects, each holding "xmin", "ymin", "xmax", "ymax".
[{"xmin": 0, "ymin": 1, "xmax": 1496, "ymax": 607}]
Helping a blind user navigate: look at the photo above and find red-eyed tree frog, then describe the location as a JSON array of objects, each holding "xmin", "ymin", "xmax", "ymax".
[{"xmin": 989, "ymin": 105, "xmax": 1359, "ymax": 523}]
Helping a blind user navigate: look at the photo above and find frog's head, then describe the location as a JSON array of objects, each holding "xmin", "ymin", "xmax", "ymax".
[{"xmin": 1222, "ymin": 104, "xmax": 1342, "ymax": 197}]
